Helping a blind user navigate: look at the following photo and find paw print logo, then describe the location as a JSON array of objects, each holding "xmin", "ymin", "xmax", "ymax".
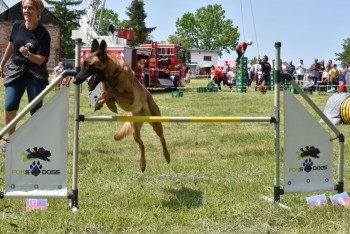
[
  {"xmin": 303, "ymin": 158, "xmax": 313, "ymax": 173},
  {"xmin": 30, "ymin": 161, "xmax": 42, "ymax": 176}
]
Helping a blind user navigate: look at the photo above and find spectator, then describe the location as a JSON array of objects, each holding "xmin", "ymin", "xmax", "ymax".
[
  {"xmin": 226, "ymin": 68, "xmax": 235, "ymax": 89},
  {"xmin": 287, "ymin": 60, "xmax": 296, "ymax": 79},
  {"xmin": 346, "ymin": 64, "xmax": 350, "ymax": 92},
  {"xmin": 329, "ymin": 64, "xmax": 340, "ymax": 91},
  {"xmin": 235, "ymin": 40, "xmax": 253, "ymax": 63},
  {"xmin": 222, "ymin": 60, "xmax": 229, "ymax": 74},
  {"xmin": 255, "ymin": 58, "xmax": 262, "ymax": 86},
  {"xmin": 326, "ymin": 59, "xmax": 333, "ymax": 71},
  {"xmin": 321, "ymin": 67, "xmax": 330, "ymax": 83},
  {"xmin": 258, "ymin": 55, "xmax": 271, "ymax": 94},
  {"xmin": 319, "ymin": 60, "xmax": 325, "ymax": 82},
  {"xmin": 0, "ymin": 0, "xmax": 50, "ymax": 152},
  {"xmin": 296, "ymin": 59, "xmax": 306, "ymax": 86},
  {"xmin": 303, "ymin": 75, "xmax": 315, "ymax": 92},
  {"xmin": 248, "ymin": 60, "xmax": 255, "ymax": 87},
  {"xmin": 309, "ymin": 58, "xmax": 321, "ymax": 85},
  {"xmin": 319, "ymin": 67, "xmax": 330, "ymax": 92},
  {"xmin": 52, "ymin": 61, "xmax": 64, "ymax": 93},
  {"xmin": 339, "ymin": 63, "xmax": 348, "ymax": 82},
  {"xmin": 221, "ymin": 61, "xmax": 230, "ymax": 87},
  {"xmin": 338, "ymin": 63, "xmax": 347, "ymax": 92}
]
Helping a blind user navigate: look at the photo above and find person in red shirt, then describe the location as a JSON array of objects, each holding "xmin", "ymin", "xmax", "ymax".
[
  {"xmin": 235, "ymin": 40, "xmax": 253, "ymax": 63},
  {"xmin": 210, "ymin": 65, "xmax": 224, "ymax": 90}
]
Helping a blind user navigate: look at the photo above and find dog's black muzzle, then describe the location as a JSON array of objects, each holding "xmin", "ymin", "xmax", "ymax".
[
  {"xmin": 74, "ymin": 64, "xmax": 105, "ymax": 91},
  {"xmin": 73, "ymin": 65, "xmax": 91, "ymax": 85}
]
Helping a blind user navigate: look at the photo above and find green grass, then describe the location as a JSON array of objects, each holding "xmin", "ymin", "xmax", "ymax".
[{"xmin": 1, "ymin": 79, "xmax": 350, "ymax": 233}]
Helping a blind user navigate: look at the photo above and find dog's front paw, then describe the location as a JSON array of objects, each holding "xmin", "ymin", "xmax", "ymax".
[{"xmin": 94, "ymin": 103, "xmax": 103, "ymax": 111}]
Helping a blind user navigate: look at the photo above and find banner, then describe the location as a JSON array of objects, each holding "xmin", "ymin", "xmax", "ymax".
[
  {"xmin": 5, "ymin": 87, "xmax": 69, "ymax": 197},
  {"xmin": 283, "ymin": 90, "xmax": 334, "ymax": 193}
]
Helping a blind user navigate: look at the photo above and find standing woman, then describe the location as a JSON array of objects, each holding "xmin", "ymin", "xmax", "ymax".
[{"xmin": 0, "ymin": 0, "xmax": 50, "ymax": 151}]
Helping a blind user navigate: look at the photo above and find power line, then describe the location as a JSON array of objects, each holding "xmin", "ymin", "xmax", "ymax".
[
  {"xmin": 249, "ymin": 0, "xmax": 260, "ymax": 56},
  {"xmin": 239, "ymin": 0, "xmax": 245, "ymax": 42}
]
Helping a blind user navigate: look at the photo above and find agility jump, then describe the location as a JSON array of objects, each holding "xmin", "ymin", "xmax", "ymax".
[{"xmin": 0, "ymin": 40, "xmax": 345, "ymax": 213}]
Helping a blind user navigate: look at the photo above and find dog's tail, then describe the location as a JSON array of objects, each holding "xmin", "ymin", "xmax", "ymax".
[{"xmin": 114, "ymin": 122, "xmax": 132, "ymax": 141}]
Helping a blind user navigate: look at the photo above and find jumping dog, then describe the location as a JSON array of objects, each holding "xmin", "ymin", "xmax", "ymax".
[{"xmin": 74, "ymin": 39, "xmax": 170, "ymax": 172}]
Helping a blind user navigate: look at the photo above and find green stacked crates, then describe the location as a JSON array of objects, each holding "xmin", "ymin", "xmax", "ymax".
[
  {"xmin": 236, "ymin": 57, "xmax": 248, "ymax": 93},
  {"xmin": 196, "ymin": 87, "xmax": 207, "ymax": 93},
  {"xmin": 172, "ymin": 90, "xmax": 184, "ymax": 97}
]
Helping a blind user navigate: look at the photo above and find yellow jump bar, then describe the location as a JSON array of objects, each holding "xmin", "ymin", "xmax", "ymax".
[{"xmin": 81, "ymin": 115, "xmax": 274, "ymax": 123}]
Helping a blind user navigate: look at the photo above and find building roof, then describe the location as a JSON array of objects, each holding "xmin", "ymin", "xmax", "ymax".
[
  {"xmin": 188, "ymin": 48, "xmax": 220, "ymax": 53},
  {"xmin": 217, "ymin": 60, "xmax": 236, "ymax": 70},
  {"xmin": 0, "ymin": 0, "xmax": 8, "ymax": 14}
]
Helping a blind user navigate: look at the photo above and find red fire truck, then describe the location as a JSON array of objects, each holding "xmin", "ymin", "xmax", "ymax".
[
  {"xmin": 73, "ymin": 0, "xmax": 188, "ymax": 89},
  {"xmin": 137, "ymin": 42, "xmax": 188, "ymax": 88},
  {"xmin": 79, "ymin": 41, "xmax": 188, "ymax": 90}
]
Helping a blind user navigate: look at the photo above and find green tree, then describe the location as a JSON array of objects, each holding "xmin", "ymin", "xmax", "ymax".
[
  {"xmin": 44, "ymin": 0, "xmax": 83, "ymax": 58},
  {"xmin": 123, "ymin": 0, "xmax": 156, "ymax": 47},
  {"xmin": 335, "ymin": 38, "xmax": 350, "ymax": 63},
  {"xmin": 175, "ymin": 4, "xmax": 239, "ymax": 57},
  {"xmin": 93, "ymin": 9, "xmax": 119, "ymax": 36},
  {"xmin": 168, "ymin": 34, "xmax": 190, "ymax": 48}
]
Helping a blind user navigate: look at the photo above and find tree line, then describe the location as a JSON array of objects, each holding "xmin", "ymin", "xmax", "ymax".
[
  {"xmin": 44, "ymin": 0, "xmax": 349, "ymax": 64},
  {"xmin": 44, "ymin": 0, "xmax": 238, "ymax": 59}
]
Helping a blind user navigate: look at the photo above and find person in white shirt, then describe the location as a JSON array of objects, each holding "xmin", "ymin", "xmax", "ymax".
[
  {"xmin": 338, "ymin": 63, "xmax": 348, "ymax": 92},
  {"xmin": 339, "ymin": 63, "xmax": 348, "ymax": 80},
  {"xmin": 254, "ymin": 58, "xmax": 262, "ymax": 86},
  {"xmin": 248, "ymin": 60, "xmax": 255, "ymax": 87},
  {"xmin": 226, "ymin": 68, "xmax": 236, "ymax": 87},
  {"xmin": 302, "ymin": 75, "xmax": 315, "ymax": 94},
  {"xmin": 296, "ymin": 59, "xmax": 306, "ymax": 86},
  {"xmin": 305, "ymin": 75, "xmax": 315, "ymax": 88}
]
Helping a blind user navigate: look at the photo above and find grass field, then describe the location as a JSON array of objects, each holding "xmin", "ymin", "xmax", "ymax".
[{"xmin": 1, "ymin": 78, "xmax": 350, "ymax": 233}]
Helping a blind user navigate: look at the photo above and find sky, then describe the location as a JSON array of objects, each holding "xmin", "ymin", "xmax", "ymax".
[{"xmin": 4, "ymin": 0, "xmax": 350, "ymax": 67}]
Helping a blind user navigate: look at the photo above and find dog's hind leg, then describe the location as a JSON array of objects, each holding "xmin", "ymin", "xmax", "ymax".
[
  {"xmin": 146, "ymin": 95, "xmax": 170, "ymax": 164},
  {"xmin": 132, "ymin": 122, "xmax": 146, "ymax": 172},
  {"xmin": 114, "ymin": 120, "xmax": 146, "ymax": 172},
  {"xmin": 150, "ymin": 122, "xmax": 170, "ymax": 164}
]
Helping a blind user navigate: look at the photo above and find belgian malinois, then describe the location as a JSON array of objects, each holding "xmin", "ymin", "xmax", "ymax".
[{"xmin": 74, "ymin": 39, "xmax": 170, "ymax": 172}]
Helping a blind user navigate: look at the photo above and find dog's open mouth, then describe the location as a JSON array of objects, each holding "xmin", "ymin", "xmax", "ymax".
[
  {"xmin": 74, "ymin": 72, "xmax": 102, "ymax": 91},
  {"xmin": 73, "ymin": 74, "xmax": 97, "ymax": 91},
  {"xmin": 87, "ymin": 75, "xmax": 96, "ymax": 91}
]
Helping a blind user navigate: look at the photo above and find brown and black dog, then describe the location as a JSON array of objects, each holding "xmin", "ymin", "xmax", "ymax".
[{"xmin": 74, "ymin": 39, "xmax": 170, "ymax": 172}]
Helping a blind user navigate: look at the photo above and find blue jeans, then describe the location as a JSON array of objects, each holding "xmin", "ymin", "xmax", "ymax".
[
  {"xmin": 297, "ymin": 75, "xmax": 304, "ymax": 86},
  {"xmin": 5, "ymin": 76, "xmax": 46, "ymax": 115}
]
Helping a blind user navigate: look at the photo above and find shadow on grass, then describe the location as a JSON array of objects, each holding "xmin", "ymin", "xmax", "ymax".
[{"xmin": 162, "ymin": 186, "xmax": 204, "ymax": 209}]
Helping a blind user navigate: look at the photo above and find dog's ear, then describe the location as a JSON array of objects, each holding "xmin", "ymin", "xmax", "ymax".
[
  {"xmin": 97, "ymin": 40, "xmax": 108, "ymax": 61},
  {"xmin": 91, "ymin": 39, "xmax": 99, "ymax": 53},
  {"xmin": 98, "ymin": 40, "xmax": 107, "ymax": 53}
]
